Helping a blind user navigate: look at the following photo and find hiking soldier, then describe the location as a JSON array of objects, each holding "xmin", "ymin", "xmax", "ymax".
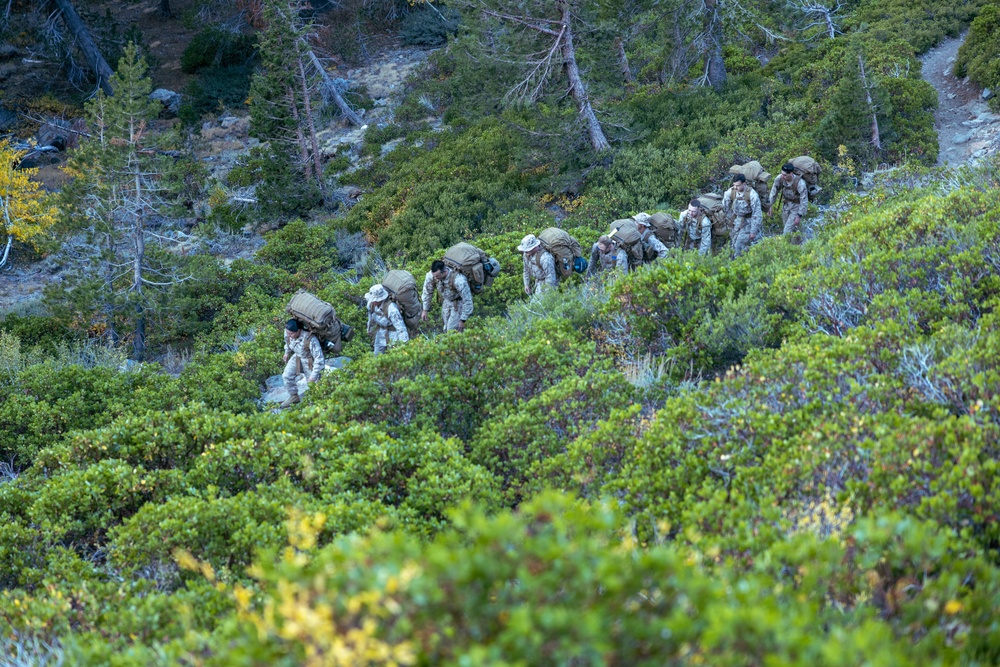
[
  {"xmin": 366, "ymin": 284, "xmax": 409, "ymax": 356},
  {"xmin": 421, "ymin": 259, "xmax": 473, "ymax": 332},
  {"xmin": 633, "ymin": 213, "xmax": 670, "ymax": 260},
  {"xmin": 517, "ymin": 234, "xmax": 558, "ymax": 295},
  {"xmin": 677, "ymin": 200, "xmax": 713, "ymax": 256},
  {"xmin": 769, "ymin": 162, "xmax": 809, "ymax": 240},
  {"xmin": 723, "ymin": 174, "xmax": 763, "ymax": 257},
  {"xmin": 587, "ymin": 235, "xmax": 629, "ymax": 275},
  {"xmin": 281, "ymin": 318, "xmax": 324, "ymax": 408}
]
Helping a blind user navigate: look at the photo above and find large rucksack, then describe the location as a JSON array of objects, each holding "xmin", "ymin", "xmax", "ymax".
[
  {"xmin": 790, "ymin": 156, "xmax": 822, "ymax": 195},
  {"xmin": 647, "ymin": 212, "xmax": 677, "ymax": 248},
  {"xmin": 381, "ymin": 269, "xmax": 421, "ymax": 334},
  {"xmin": 286, "ymin": 289, "xmax": 354, "ymax": 351},
  {"xmin": 444, "ymin": 242, "xmax": 501, "ymax": 295},
  {"xmin": 696, "ymin": 194, "xmax": 729, "ymax": 238},
  {"xmin": 538, "ymin": 227, "xmax": 586, "ymax": 278},
  {"xmin": 729, "ymin": 160, "xmax": 771, "ymax": 206},
  {"xmin": 609, "ymin": 219, "xmax": 644, "ymax": 267}
]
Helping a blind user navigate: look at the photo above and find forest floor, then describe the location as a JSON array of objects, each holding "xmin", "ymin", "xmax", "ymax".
[{"xmin": 920, "ymin": 33, "xmax": 998, "ymax": 166}]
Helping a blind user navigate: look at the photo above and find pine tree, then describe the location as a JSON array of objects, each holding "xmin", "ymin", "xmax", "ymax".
[{"xmin": 60, "ymin": 43, "xmax": 191, "ymax": 360}]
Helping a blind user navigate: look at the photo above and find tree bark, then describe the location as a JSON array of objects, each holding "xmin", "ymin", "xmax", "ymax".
[
  {"xmin": 298, "ymin": 57, "xmax": 324, "ymax": 187},
  {"xmin": 159, "ymin": 0, "xmax": 171, "ymax": 18},
  {"xmin": 51, "ymin": 0, "xmax": 114, "ymax": 95},
  {"xmin": 305, "ymin": 49, "xmax": 363, "ymax": 126},
  {"xmin": 614, "ymin": 37, "xmax": 633, "ymax": 84},
  {"xmin": 703, "ymin": 0, "xmax": 727, "ymax": 91},
  {"xmin": 858, "ymin": 53, "xmax": 881, "ymax": 150},
  {"xmin": 558, "ymin": 0, "xmax": 610, "ymax": 152},
  {"xmin": 287, "ymin": 86, "xmax": 314, "ymax": 181},
  {"xmin": 132, "ymin": 165, "xmax": 146, "ymax": 360}
]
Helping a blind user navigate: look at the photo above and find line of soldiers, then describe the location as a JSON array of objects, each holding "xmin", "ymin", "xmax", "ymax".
[{"xmin": 280, "ymin": 160, "xmax": 816, "ymax": 398}]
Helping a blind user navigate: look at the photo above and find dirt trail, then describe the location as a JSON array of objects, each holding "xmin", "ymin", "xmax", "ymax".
[{"xmin": 920, "ymin": 34, "xmax": 997, "ymax": 166}]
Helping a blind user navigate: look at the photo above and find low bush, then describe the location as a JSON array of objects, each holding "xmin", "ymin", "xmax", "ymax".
[{"xmin": 954, "ymin": 4, "xmax": 1000, "ymax": 110}]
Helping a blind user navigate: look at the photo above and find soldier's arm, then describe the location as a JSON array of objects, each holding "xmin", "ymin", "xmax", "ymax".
[
  {"xmin": 542, "ymin": 252, "xmax": 558, "ymax": 285},
  {"xmin": 389, "ymin": 304, "xmax": 409, "ymax": 343},
  {"xmin": 587, "ymin": 244, "xmax": 601, "ymax": 275},
  {"xmin": 308, "ymin": 335, "xmax": 325, "ymax": 381},
  {"xmin": 750, "ymin": 190, "xmax": 763, "ymax": 236},
  {"xmin": 615, "ymin": 249, "xmax": 629, "ymax": 272},
  {"xmin": 796, "ymin": 178, "xmax": 810, "ymax": 215},
  {"xmin": 699, "ymin": 217, "xmax": 713, "ymax": 256},
  {"xmin": 420, "ymin": 273, "xmax": 435, "ymax": 313},
  {"xmin": 283, "ymin": 330, "xmax": 292, "ymax": 355},
  {"xmin": 722, "ymin": 189, "xmax": 733, "ymax": 213},
  {"xmin": 457, "ymin": 274, "xmax": 474, "ymax": 320},
  {"xmin": 522, "ymin": 256, "xmax": 531, "ymax": 293},
  {"xmin": 651, "ymin": 235, "xmax": 669, "ymax": 259},
  {"xmin": 768, "ymin": 178, "xmax": 781, "ymax": 211},
  {"xmin": 370, "ymin": 308, "xmax": 391, "ymax": 327}
]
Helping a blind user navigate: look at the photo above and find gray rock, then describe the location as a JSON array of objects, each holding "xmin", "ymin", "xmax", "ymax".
[
  {"xmin": 952, "ymin": 133, "xmax": 971, "ymax": 145},
  {"xmin": 326, "ymin": 356, "xmax": 352, "ymax": 370},
  {"xmin": 948, "ymin": 93, "xmax": 957, "ymax": 100},
  {"xmin": 977, "ymin": 111, "xmax": 999, "ymax": 123},
  {"xmin": 0, "ymin": 106, "xmax": 16, "ymax": 131},
  {"xmin": 150, "ymin": 88, "xmax": 182, "ymax": 115},
  {"xmin": 220, "ymin": 115, "xmax": 239, "ymax": 128},
  {"xmin": 984, "ymin": 88, "xmax": 995, "ymax": 101}
]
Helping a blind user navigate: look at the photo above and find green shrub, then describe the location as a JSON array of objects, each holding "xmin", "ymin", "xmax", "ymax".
[
  {"xmin": 954, "ymin": 4, "xmax": 1000, "ymax": 110},
  {"xmin": 179, "ymin": 65, "xmax": 254, "ymax": 123},
  {"xmin": 400, "ymin": 6, "xmax": 460, "ymax": 47},
  {"xmin": 181, "ymin": 28, "xmax": 256, "ymax": 74}
]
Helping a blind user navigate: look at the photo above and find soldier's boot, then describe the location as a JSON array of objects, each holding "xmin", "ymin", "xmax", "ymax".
[{"xmin": 279, "ymin": 394, "xmax": 300, "ymax": 409}]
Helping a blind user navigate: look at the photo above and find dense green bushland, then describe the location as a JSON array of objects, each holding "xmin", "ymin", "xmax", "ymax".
[{"xmin": 954, "ymin": 4, "xmax": 1000, "ymax": 110}]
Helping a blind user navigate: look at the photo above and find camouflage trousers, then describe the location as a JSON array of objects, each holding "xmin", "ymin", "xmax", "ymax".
[
  {"xmin": 442, "ymin": 300, "xmax": 464, "ymax": 331},
  {"xmin": 731, "ymin": 221, "xmax": 755, "ymax": 257},
  {"xmin": 372, "ymin": 328, "xmax": 407, "ymax": 356},
  {"xmin": 282, "ymin": 356, "xmax": 313, "ymax": 398},
  {"xmin": 782, "ymin": 207, "xmax": 803, "ymax": 237}
]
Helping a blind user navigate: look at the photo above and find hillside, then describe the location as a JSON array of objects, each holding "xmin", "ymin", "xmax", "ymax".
[{"xmin": 2, "ymin": 0, "xmax": 1000, "ymax": 663}]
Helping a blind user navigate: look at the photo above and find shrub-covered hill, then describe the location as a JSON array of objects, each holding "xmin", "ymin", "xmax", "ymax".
[{"xmin": 1, "ymin": 160, "xmax": 999, "ymax": 663}]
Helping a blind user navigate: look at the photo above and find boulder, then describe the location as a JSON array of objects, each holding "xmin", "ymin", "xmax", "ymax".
[
  {"xmin": 984, "ymin": 88, "xmax": 995, "ymax": 101},
  {"xmin": 149, "ymin": 88, "xmax": 182, "ymax": 115},
  {"xmin": 261, "ymin": 357, "xmax": 352, "ymax": 405},
  {"xmin": 952, "ymin": 133, "xmax": 971, "ymax": 145},
  {"xmin": 37, "ymin": 119, "xmax": 74, "ymax": 151}
]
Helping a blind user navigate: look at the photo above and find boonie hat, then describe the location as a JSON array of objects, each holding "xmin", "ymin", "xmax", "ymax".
[
  {"xmin": 632, "ymin": 212, "xmax": 652, "ymax": 226},
  {"xmin": 366, "ymin": 284, "xmax": 389, "ymax": 304},
  {"xmin": 517, "ymin": 234, "xmax": 541, "ymax": 252}
]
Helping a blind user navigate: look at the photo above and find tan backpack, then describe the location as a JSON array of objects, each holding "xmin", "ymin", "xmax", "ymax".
[
  {"xmin": 286, "ymin": 289, "xmax": 353, "ymax": 350},
  {"xmin": 537, "ymin": 227, "xmax": 585, "ymax": 278},
  {"xmin": 647, "ymin": 212, "xmax": 677, "ymax": 247},
  {"xmin": 609, "ymin": 219, "xmax": 644, "ymax": 267},
  {"xmin": 444, "ymin": 242, "xmax": 500, "ymax": 295},
  {"xmin": 790, "ymin": 156, "xmax": 822, "ymax": 194},
  {"xmin": 729, "ymin": 160, "xmax": 771, "ymax": 206},
  {"xmin": 381, "ymin": 270, "xmax": 421, "ymax": 334},
  {"xmin": 696, "ymin": 194, "xmax": 730, "ymax": 238}
]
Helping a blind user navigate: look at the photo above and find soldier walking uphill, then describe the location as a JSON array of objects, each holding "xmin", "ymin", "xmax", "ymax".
[
  {"xmin": 518, "ymin": 234, "xmax": 558, "ymax": 295},
  {"xmin": 676, "ymin": 200, "xmax": 713, "ymax": 256},
  {"xmin": 723, "ymin": 174, "xmax": 763, "ymax": 258},
  {"xmin": 421, "ymin": 259, "xmax": 473, "ymax": 332},
  {"xmin": 280, "ymin": 319, "xmax": 324, "ymax": 408},
  {"xmin": 366, "ymin": 284, "xmax": 409, "ymax": 356},
  {"xmin": 588, "ymin": 235, "xmax": 629, "ymax": 275},
  {"xmin": 769, "ymin": 162, "xmax": 809, "ymax": 241},
  {"xmin": 633, "ymin": 213, "xmax": 670, "ymax": 260}
]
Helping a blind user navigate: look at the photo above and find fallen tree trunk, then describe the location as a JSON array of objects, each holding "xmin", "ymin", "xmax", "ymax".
[
  {"xmin": 51, "ymin": 0, "xmax": 114, "ymax": 95},
  {"xmin": 305, "ymin": 50, "xmax": 363, "ymax": 127}
]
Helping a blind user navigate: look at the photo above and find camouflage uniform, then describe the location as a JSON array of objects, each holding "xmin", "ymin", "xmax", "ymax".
[
  {"xmin": 588, "ymin": 242, "xmax": 629, "ymax": 275},
  {"xmin": 421, "ymin": 268, "xmax": 473, "ymax": 331},
  {"xmin": 723, "ymin": 185, "xmax": 763, "ymax": 257},
  {"xmin": 523, "ymin": 249, "xmax": 558, "ymax": 294},
  {"xmin": 639, "ymin": 228, "xmax": 670, "ymax": 260},
  {"xmin": 368, "ymin": 300, "xmax": 409, "ymax": 356},
  {"xmin": 770, "ymin": 174, "xmax": 809, "ymax": 236},
  {"xmin": 676, "ymin": 211, "xmax": 713, "ymax": 256},
  {"xmin": 282, "ymin": 329, "xmax": 325, "ymax": 401}
]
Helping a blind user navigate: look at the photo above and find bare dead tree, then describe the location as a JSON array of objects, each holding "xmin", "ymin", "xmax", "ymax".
[
  {"xmin": 788, "ymin": 0, "xmax": 844, "ymax": 39},
  {"xmin": 614, "ymin": 36, "xmax": 634, "ymax": 84},
  {"xmin": 858, "ymin": 52, "xmax": 882, "ymax": 151},
  {"xmin": 477, "ymin": 0, "xmax": 611, "ymax": 152},
  {"xmin": 49, "ymin": 0, "xmax": 114, "ymax": 95},
  {"xmin": 701, "ymin": 0, "xmax": 726, "ymax": 90}
]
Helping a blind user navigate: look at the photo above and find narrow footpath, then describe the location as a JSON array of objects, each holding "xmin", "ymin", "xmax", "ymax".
[{"xmin": 920, "ymin": 34, "xmax": 999, "ymax": 165}]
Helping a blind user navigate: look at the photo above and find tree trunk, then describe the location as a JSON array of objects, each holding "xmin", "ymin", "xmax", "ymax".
[
  {"xmin": 159, "ymin": 0, "xmax": 171, "ymax": 18},
  {"xmin": 51, "ymin": 0, "xmax": 114, "ymax": 95},
  {"xmin": 858, "ymin": 53, "xmax": 881, "ymax": 150},
  {"xmin": 614, "ymin": 37, "xmax": 633, "ymax": 84},
  {"xmin": 558, "ymin": 0, "xmax": 610, "ymax": 152},
  {"xmin": 287, "ymin": 86, "xmax": 313, "ymax": 181},
  {"xmin": 824, "ymin": 10, "xmax": 835, "ymax": 39},
  {"xmin": 132, "ymin": 167, "xmax": 146, "ymax": 360},
  {"xmin": 298, "ymin": 57, "xmax": 324, "ymax": 188},
  {"xmin": 305, "ymin": 49, "xmax": 363, "ymax": 126},
  {"xmin": 704, "ymin": 0, "xmax": 727, "ymax": 91}
]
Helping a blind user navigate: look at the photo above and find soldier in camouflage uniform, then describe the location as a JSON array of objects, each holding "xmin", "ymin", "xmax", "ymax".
[
  {"xmin": 723, "ymin": 174, "xmax": 763, "ymax": 258},
  {"xmin": 633, "ymin": 213, "xmax": 670, "ymax": 260},
  {"xmin": 421, "ymin": 260, "xmax": 473, "ymax": 332},
  {"xmin": 366, "ymin": 284, "xmax": 409, "ymax": 356},
  {"xmin": 517, "ymin": 234, "xmax": 558, "ymax": 295},
  {"xmin": 587, "ymin": 235, "xmax": 629, "ymax": 275},
  {"xmin": 280, "ymin": 319, "xmax": 325, "ymax": 408},
  {"xmin": 768, "ymin": 163, "xmax": 809, "ymax": 241},
  {"xmin": 676, "ymin": 200, "xmax": 713, "ymax": 256}
]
